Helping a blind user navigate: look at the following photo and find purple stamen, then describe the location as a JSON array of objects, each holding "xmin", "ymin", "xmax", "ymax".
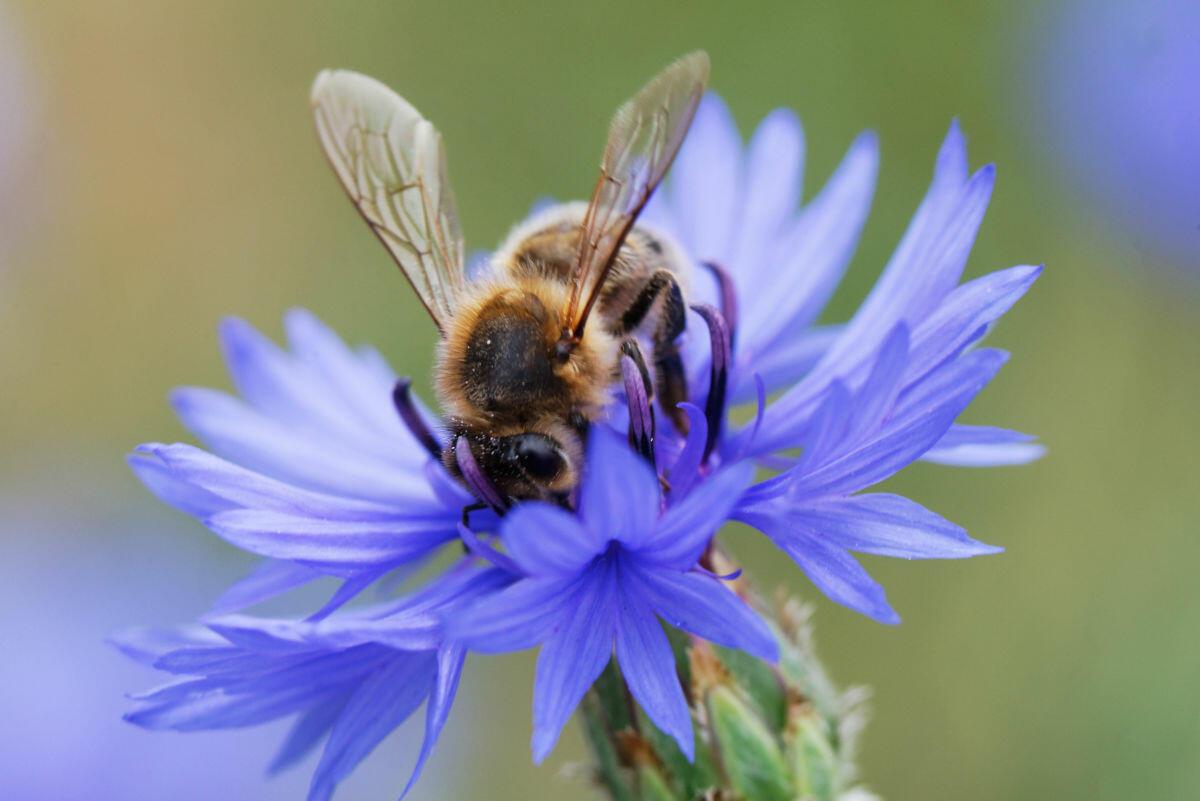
[
  {"xmin": 392, "ymin": 379, "xmax": 442, "ymax": 460},
  {"xmin": 457, "ymin": 522, "xmax": 520, "ymax": 574},
  {"xmin": 691, "ymin": 304, "xmax": 731, "ymax": 462},
  {"xmin": 702, "ymin": 261, "xmax": 738, "ymax": 352},
  {"xmin": 620, "ymin": 353, "xmax": 656, "ymax": 465},
  {"xmin": 454, "ymin": 437, "xmax": 508, "ymax": 514},
  {"xmin": 736, "ymin": 372, "xmax": 767, "ymax": 460},
  {"xmin": 666, "ymin": 402, "xmax": 707, "ymax": 500}
]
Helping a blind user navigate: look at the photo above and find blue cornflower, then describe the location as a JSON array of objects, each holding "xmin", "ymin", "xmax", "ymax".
[
  {"xmin": 120, "ymin": 90, "xmax": 1041, "ymax": 796},
  {"xmin": 114, "ymin": 561, "xmax": 509, "ymax": 801},
  {"xmin": 450, "ymin": 428, "xmax": 776, "ymax": 762},
  {"xmin": 128, "ymin": 309, "xmax": 472, "ymax": 614}
]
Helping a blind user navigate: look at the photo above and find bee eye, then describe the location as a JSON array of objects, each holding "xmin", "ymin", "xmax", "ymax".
[{"xmin": 508, "ymin": 433, "xmax": 566, "ymax": 483}]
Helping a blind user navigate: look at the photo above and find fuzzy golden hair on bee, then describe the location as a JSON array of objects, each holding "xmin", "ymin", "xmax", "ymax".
[{"xmin": 435, "ymin": 275, "xmax": 618, "ymax": 429}]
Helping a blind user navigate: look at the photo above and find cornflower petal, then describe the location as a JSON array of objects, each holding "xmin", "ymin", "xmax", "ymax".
[
  {"xmin": 787, "ymin": 349, "xmax": 1008, "ymax": 499},
  {"xmin": 740, "ymin": 511, "xmax": 900, "ymax": 624},
  {"xmin": 171, "ymin": 387, "xmax": 428, "ymax": 505},
  {"xmin": 665, "ymin": 402, "xmax": 708, "ymax": 500},
  {"xmin": 205, "ymin": 509, "xmax": 457, "ymax": 572},
  {"xmin": 401, "ymin": 645, "xmax": 467, "ymax": 799},
  {"xmin": 639, "ymin": 461, "xmax": 755, "ymax": 569},
  {"xmin": 579, "ymin": 428, "xmax": 660, "ymax": 545},
  {"xmin": 742, "ymin": 130, "xmax": 879, "ymax": 354},
  {"xmin": 731, "ymin": 325, "xmax": 841, "ymax": 404},
  {"xmin": 208, "ymin": 559, "xmax": 321, "ymax": 616},
  {"xmin": 503, "ymin": 501, "xmax": 602, "ymax": 576},
  {"xmin": 923, "ymin": 424, "xmax": 1045, "ymax": 466},
  {"xmin": 307, "ymin": 653, "xmax": 438, "ymax": 801},
  {"xmin": 127, "ymin": 449, "xmax": 230, "ymax": 518},
  {"xmin": 283, "ymin": 308, "xmax": 423, "ymax": 444},
  {"xmin": 729, "ymin": 107, "xmax": 805, "ymax": 286},
  {"xmin": 120, "ymin": 555, "xmax": 505, "ymax": 799},
  {"xmin": 629, "ymin": 565, "xmax": 778, "ymax": 662},
  {"xmin": 450, "ymin": 577, "xmax": 580, "ymax": 654},
  {"xmin": 789, "ymin": 494, "xmax": 1002, "ymax": 559},
  {"xmin": 268, "ymin": 694, "xmax": 349, "ymax": 776},
  {"xmin": 132, "ymin": 443, "xmax": 403, "ymax": 520},
  {"xmin": 531, "ymin": 563, "xmax": 617, "ymax": 763},
  {"xmin": 902, "ymin": 264, "xmax": 1042, "ymax": 384},
  {"xmin": 670, "ymin": 94, "xmax": 741, "ymax": 259},
  {"xmin": 219, "ymin": 317, "xmax": 379, "ymax": 446},
  {"xmin": 813, "ymin": 161, "xmax": 994, "ymax": 382},
  {"xmin": 614, "ymin": 591, "xmax": 695, "ymax": 759}
]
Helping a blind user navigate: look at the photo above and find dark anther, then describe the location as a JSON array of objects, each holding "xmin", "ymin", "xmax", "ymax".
[
  {"xmin": 702, "ymin": 261, "xmax": 738, "ymax": 353},
  {"xmin": 454, "ymin": 436, "xmax": 509, "ymax": 514},
  {"xmin": 457, "ymin": 522, "xmax": 520, "ymax": 574},
  {"xmin": 392, "ymin": 379, "xmax": 442, "ymax": 460},
  {"xmin": 620, "ymin": 341, "xmax": 656, "ymax": 465},
  {"xmin": 691, "ymin": 304, "xmax": 730, "ymax": 463}
]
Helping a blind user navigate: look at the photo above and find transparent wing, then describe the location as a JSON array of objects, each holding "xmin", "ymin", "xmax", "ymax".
[
  {"xmin": 565, "ymin": 51, "xmax": 710, "ymax": 337},
  {"xmin": 312, "ymin": 70, "xmax": 465, "ymax": 332}
]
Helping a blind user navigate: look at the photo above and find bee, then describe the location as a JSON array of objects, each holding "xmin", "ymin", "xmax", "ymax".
[{"xmin": 311, "ymin": 52, "xmax": 709, "ymax": 502}]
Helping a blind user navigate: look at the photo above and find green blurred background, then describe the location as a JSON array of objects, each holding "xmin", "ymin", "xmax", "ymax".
[{"xmin": 1, "ymin": 1, "xmax": 1197, "ymax": 800}]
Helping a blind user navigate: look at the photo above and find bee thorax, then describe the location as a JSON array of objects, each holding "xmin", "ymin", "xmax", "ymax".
[{"xmin": 461, "ymin": 304, "xmax": 560, "ymax": 413}]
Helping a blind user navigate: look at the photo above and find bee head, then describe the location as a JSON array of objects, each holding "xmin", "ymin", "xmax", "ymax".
[{"xmin": 449, "ymin": 421, "xmax": 582, "ymax": 502}]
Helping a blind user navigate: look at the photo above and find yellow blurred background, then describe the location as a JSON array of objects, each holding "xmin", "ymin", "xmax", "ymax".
[{"xmin": 1, "ymin": 2, "xmax": 1197, "ymax": 800}]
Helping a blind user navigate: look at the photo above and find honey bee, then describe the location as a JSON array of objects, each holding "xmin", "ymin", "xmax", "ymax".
[{"xmin": 311, "ymin": 52, "xmax": 709, "ymax": 502}]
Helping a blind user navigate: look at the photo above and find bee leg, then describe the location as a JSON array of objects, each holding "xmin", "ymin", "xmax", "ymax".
[
  {"xmin": 619, "ymin": 340, "xmax": 656, "ymax": 463},
  {"xmin": 653, "ymin": 291, "xmax": 690, "ymax": 436},
  {"xmin": 459, "ymin": 501, "xmax": 488, "ymax": 531},
  {"xmin": 612, "ymin": 270, "xmax": 690, "ymax": 435}
]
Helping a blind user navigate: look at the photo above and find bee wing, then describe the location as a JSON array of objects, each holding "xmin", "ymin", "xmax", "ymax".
[
  {"xmin": 565, "ymin": 51, "xmax": 710, "ymax": 338},
  {"xmin": 312, "ymin": 70, "xmax": 465, "ymax": 333}
]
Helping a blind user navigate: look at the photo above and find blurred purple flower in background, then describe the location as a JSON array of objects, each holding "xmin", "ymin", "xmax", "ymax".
[{"xmin": 1038, "ymin": 0, "xmax": 1200, "ymax": 280}]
